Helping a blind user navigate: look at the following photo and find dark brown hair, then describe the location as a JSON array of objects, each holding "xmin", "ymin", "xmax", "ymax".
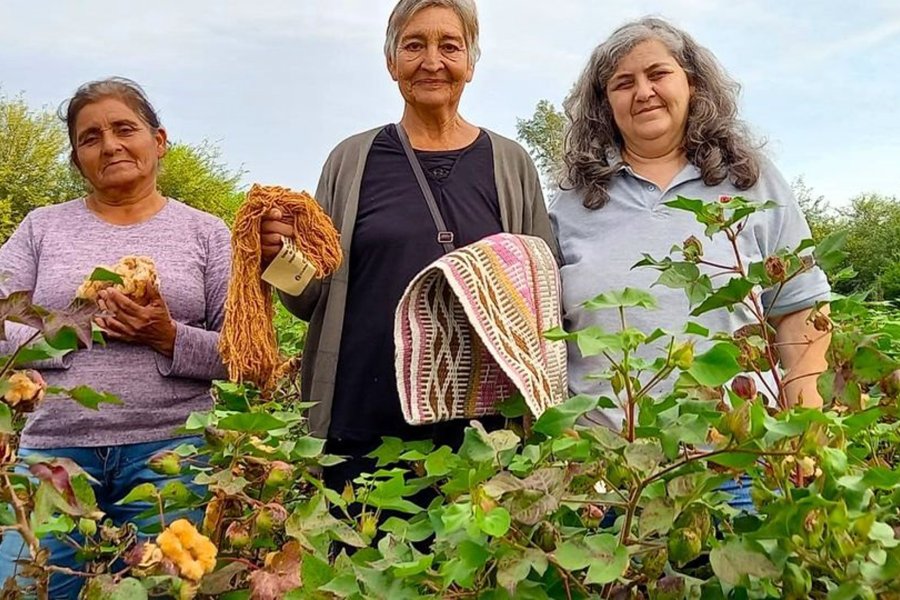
[{"xmin": 59, "ymin": 77, "xmax": 163, "ymax": 169}]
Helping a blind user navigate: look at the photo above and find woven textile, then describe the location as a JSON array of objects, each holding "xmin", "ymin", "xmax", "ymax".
[{"xmin": 394, "ymin": 233, "xmax": 567, "ymax": 425}]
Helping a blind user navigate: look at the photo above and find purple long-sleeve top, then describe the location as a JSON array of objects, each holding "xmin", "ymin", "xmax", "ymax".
[{"xmin": 0, "ymin": 198, "xmax": 231, "ymax": 448}]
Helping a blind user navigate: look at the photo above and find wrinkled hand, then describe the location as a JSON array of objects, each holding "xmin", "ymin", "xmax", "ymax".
[
  {"xmin": 260, "ymin": 208, "xmax": 295, "ymax": 269},
  {"xmin": 96, "ymin": 285, "xmax": 177, "ymax": 357}
]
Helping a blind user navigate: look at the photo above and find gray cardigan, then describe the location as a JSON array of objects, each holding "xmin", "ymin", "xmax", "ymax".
[{"xmin": 280, "ymin": 126, "xmax": 556, "ymax": 438}]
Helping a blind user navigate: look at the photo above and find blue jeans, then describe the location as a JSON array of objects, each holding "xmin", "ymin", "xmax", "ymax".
[
  {"xmin": 720, "ymin": 474, "xmax": 755, "ymax": 513},
  {"xmin": 0, "ymin": 436, "xmax": 205, "ymax": 600}
]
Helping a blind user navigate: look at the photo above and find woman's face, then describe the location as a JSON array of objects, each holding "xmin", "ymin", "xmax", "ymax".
[
  {"xmin": 73, "ymin": 97, "xmax": 166, "ymax": 194},
  {"xmin": 606, "ymin": 39, "xmax": 693, "ymax": 155},
  {"xmin": 388, "ymin": 6, "xmax": 474, "ymax": 112}
]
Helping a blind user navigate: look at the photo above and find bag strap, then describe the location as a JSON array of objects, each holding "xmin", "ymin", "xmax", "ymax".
[{"xmin": 395, "ymin": 123, "xmax": 455, "ymax": 253}]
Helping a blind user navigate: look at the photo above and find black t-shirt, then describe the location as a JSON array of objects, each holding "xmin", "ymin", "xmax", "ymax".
[{"xmin": 329, "ymin": 125, "xmax": 503, "ymax": 441}]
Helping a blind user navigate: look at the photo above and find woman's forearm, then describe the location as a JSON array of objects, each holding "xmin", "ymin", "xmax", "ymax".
[{"xmin": 773, "ymin": 304, "xmax": 831, "ymax": 408}]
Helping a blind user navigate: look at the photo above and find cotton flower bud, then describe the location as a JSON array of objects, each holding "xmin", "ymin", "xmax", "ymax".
[
  {"xmin": 672, "ymin": 341, "xmax": 695, "ymax": 370},
  {"xmin": 667, "ymin": 527, "xmax": 702, "ymax": 566},
  {"xmin": 225, "ymin": 521, "xmax": 252, "ymax": 549},
  {"xmin": 812, "ymin": 312, "xmax": 832, "ymax": 332},
  {"xmin": 881, "ymin": 370, "xmax": 900, "ymax": 397},
  {"xmin": 255, "ymin": 503, "xmax": 288, "ymax": 534},
  {"xmin": 721, "ymin": 402, "xmax": 752, "ymax": 443},
  {"xmin": 360, "ymin": 513, "xmax": 379, "ymax": 540},
  {"xmin": 341, "ymin": 483, "xmax": 355, "ymax": 504},
  {"xmin": 764, "ymin": 256, "xmax": 788, "ymax": 282},
  {"xmin": 149, "ymin": 451, "xmax": 182, "ymax": 476},
  {"xmin": 654, "ymin": 575, "xmax": 686, "ymax": 600},
  {"xmin": 264, "ymin": 461, "xmax": 293, "ymax": 489},
  {"xmin": 682, "ymin": 236, "xmax": 704, "ymax": 262},
  {"xmin": 78, "ymin": 518, "xmax": 98, "ymax": 537},
  {"xmin": 731, "ymin": 375, "xmax": 758, "ymax": 401}
]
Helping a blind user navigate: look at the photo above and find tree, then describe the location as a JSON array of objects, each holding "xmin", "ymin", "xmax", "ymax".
[
  {"xmin": 516, "ymin": 99, "xmax": 566, "ymax": 187},
  {"xmin": 0, "ymin": 93, "xmax": 83, "ymax": 241},
  {"xmin": 790, "ymin": 176, "xmax": 835, "ymax": 242},
  {"xmin": 157, "ymin": 141, "xmax": 245, "ymax": 226},
  {"xmin": 831, "ymin": 193, "xmax": 900, "ymax": 299},
  {"xmin": 0, "ymin": 91, "xmax": 245, "ymax": 243}
]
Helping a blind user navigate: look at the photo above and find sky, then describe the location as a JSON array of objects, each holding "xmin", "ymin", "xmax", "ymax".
[{"xmin": 1, "ymin": 0, "xmax": 898, "ymax": 206}]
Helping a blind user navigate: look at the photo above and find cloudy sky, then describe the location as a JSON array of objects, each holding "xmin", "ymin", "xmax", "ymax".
[{"xmin": 1, "ymin": 0, "xmax": 898, "ymax": 205}]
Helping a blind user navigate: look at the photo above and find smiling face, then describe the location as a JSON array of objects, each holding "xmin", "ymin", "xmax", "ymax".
[
  {"xmin": 387, "ymin": 6, "xmax": 474, "ymax": 111},
  {"xmin": 606, "ymin": 39, "xmax": 693, "ymax": 157},
  {"xmin": 73, "ymin": 96, "xmax": 167, "ymax": 194}
]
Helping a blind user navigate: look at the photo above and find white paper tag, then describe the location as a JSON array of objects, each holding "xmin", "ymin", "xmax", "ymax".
[{"xmin": 261, "ymin": 237, "xmax": 317, "ymax": 296}]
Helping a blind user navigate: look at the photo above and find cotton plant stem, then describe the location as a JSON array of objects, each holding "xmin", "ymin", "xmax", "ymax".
[{"xmin": 0, "ymin": 330, "xmax": 41, "ymax": 379}]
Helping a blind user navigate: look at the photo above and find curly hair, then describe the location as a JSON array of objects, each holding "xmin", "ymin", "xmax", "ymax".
[{"xmin": 562, "ymin": 17, "xmax": 761, "ymax": 209}]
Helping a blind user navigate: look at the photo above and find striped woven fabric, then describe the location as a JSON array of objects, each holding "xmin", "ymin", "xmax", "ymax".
[{"xmin": 394, "ymin": 233, "xmax": 567, "ymax": 425}]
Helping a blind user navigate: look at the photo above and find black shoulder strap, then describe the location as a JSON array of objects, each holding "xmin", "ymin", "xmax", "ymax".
[{"xmin": 395, "ymin": 123, "xmax": 455, "ymax": 253}]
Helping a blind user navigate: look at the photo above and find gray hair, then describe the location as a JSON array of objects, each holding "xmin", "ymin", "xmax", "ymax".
[
  {"xmin": 562, "ymin": 16, "xmax": 761, "ymax": 210},
  {"xmin": 59, "ymin": 77, "xmax": 163, "ymax": 171},
  {"xmin": 384, "ymin": 0, "xmax": 481, "ymax": 66}
]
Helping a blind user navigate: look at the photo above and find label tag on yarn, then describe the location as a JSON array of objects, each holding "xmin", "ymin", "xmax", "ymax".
[{"xmin": 262, "ymin": 237, "xmax": 317, "ymax": 296}]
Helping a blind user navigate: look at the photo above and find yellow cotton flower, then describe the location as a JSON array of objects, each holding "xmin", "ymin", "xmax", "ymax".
[
  {"xmin": 3, "ymin": 371, "xmax": 44, "ymax": 407},
  {"xmin": 157, "ymin": 519, "xmax": 218, "ymax": 582}
]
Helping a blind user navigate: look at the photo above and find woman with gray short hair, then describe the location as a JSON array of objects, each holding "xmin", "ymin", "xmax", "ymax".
[
  {"xmin": 259, "ymin": 0, "xmax": 555, "ymax": 491},
  {"xmin": 551, "ymin": 17, "xmax": 831, "ymax": 509}
]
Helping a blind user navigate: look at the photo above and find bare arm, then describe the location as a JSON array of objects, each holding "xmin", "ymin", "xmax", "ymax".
[{"xmin": 773, "ymin": 304, "xmax": 831, "ymax": 408}]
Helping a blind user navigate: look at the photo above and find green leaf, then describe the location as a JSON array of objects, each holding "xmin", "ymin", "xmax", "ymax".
[
  {"xmin": 367, "ymin": 437, "xmax": 404, "ymax": 466},
  {"xmin": 218, "ymin": 412, "xmax": 287, "ymax": 432},
  {"xmin": 861, "ymin": 467, "xmax": 900, "ymax": 490},
  {"xmin": 43, "ymin": 299, "xmax": 98, "ymax": 349},
  {"xmin": 212, "ymin": 381, "xmax": 253, "ymax": 412},
  {"xmin": 11, "ymin": 338, "xmax": 71, "ymax": 366},
  {"xmin": 690, "ymin": 278, "xmax": 754, "ymax": 317},
  {"xmin": 684, "ymin": 321, "xmax": 710, "ymax": 336},
  {"xmin": 318, "ymin": 572, "xmax": 359, "ymax": 598},
  {"xmin": 0, "ymin": 402, "xmax": 12, "ymax": 434},
  {"xmin": 624, "ymin": 441, "xmax": 664, "ymax": 476},
  {"xmin": 533, "ymin": 394, "xmax": 599, "ymax": 437},
  {"xmin": 814, "ymin": 229, "xmax": 848, "ymax": 272},
  {"xmin": 688, "ymin": 343, "xmax": 741, "ymax": 387},
  {"xmin": 709, "ymin": 538, "xmax": 779, "ymax": 586},
  {"xmin": 300, "ymin": 554, "xmax": 334, "ymax": 590},
  {"xmin": 496, "ymin": 554, "xmax": 532, "ymax": 594},
  {"xmin": 66, "ymin": 385, "xmax": 122, "ymax": 410},
  {"xmin": 424, "ymin": 445, "xmax": 455, "ymax": 477},
  {"xmin": 89, "ymin": 267, "xmax": 125, "ymax": 285},
  {"xmin": 478, "ymin": 506, "xmax": 511, "ymax": 537},
  {"xmin": 555, "ymin": 534, "xmax": 628, "ymax": 584},
  {"xmin": 117, "ymin": 482, "xmax": 159, "ymax": 505},
  {"xmin": 584, "ymin": 535, "xmax": 629, "ymax": 584},
  {"xmin": 293, "ymin": 436, "xmax": 326, "ymax": 458},
  {"xmin": 852, "ymin": 346, "xmax": 898, "ymax": 382},
  {"xmin": 664, "ymin": 196, "xmax": 706, "ymax": 215},
  {"xmin": 639, "ymin": 497, "xmax": 676, "ymax": 538},
  {"xmin": 554, "ymin": 540, "xmax": 592, "ymax": 571},
  {"xmin": 583, "ymin": 287, "xmax": 657, "ymax": 310}
]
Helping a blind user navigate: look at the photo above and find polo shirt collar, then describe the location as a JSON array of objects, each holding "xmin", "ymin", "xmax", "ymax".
[{"xmin": 606, "ymin": 145, "xmax": 703, "ymax": 190}]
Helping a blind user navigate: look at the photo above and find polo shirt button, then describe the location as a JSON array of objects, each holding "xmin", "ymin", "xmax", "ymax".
[{"xmin": 647, "ymin": 185, "xmax": 656, "ymax": 191}]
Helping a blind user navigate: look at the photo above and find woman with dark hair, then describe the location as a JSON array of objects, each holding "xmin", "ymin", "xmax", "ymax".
[
  {"xmin": 259, "ymin": 0, "xmax": 555, "ymax": 492},
  {"xmin": 551, "ymin": 17, "xmax": 831, "ymax": 506},
  {"xmin": 0, "ymin": 77, "xmax": 230, "ymax": 597}
]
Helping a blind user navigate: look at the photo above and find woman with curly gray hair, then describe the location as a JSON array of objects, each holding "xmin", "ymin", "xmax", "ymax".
[{"xmin": 550, "ymin": 17, "xmax": 831, "ymax": 506}]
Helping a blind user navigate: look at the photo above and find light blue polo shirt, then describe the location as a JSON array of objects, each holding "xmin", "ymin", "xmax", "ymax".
[{"xmin": 549, "ymin": 155, "xmax": 831, "ymax": 430}]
